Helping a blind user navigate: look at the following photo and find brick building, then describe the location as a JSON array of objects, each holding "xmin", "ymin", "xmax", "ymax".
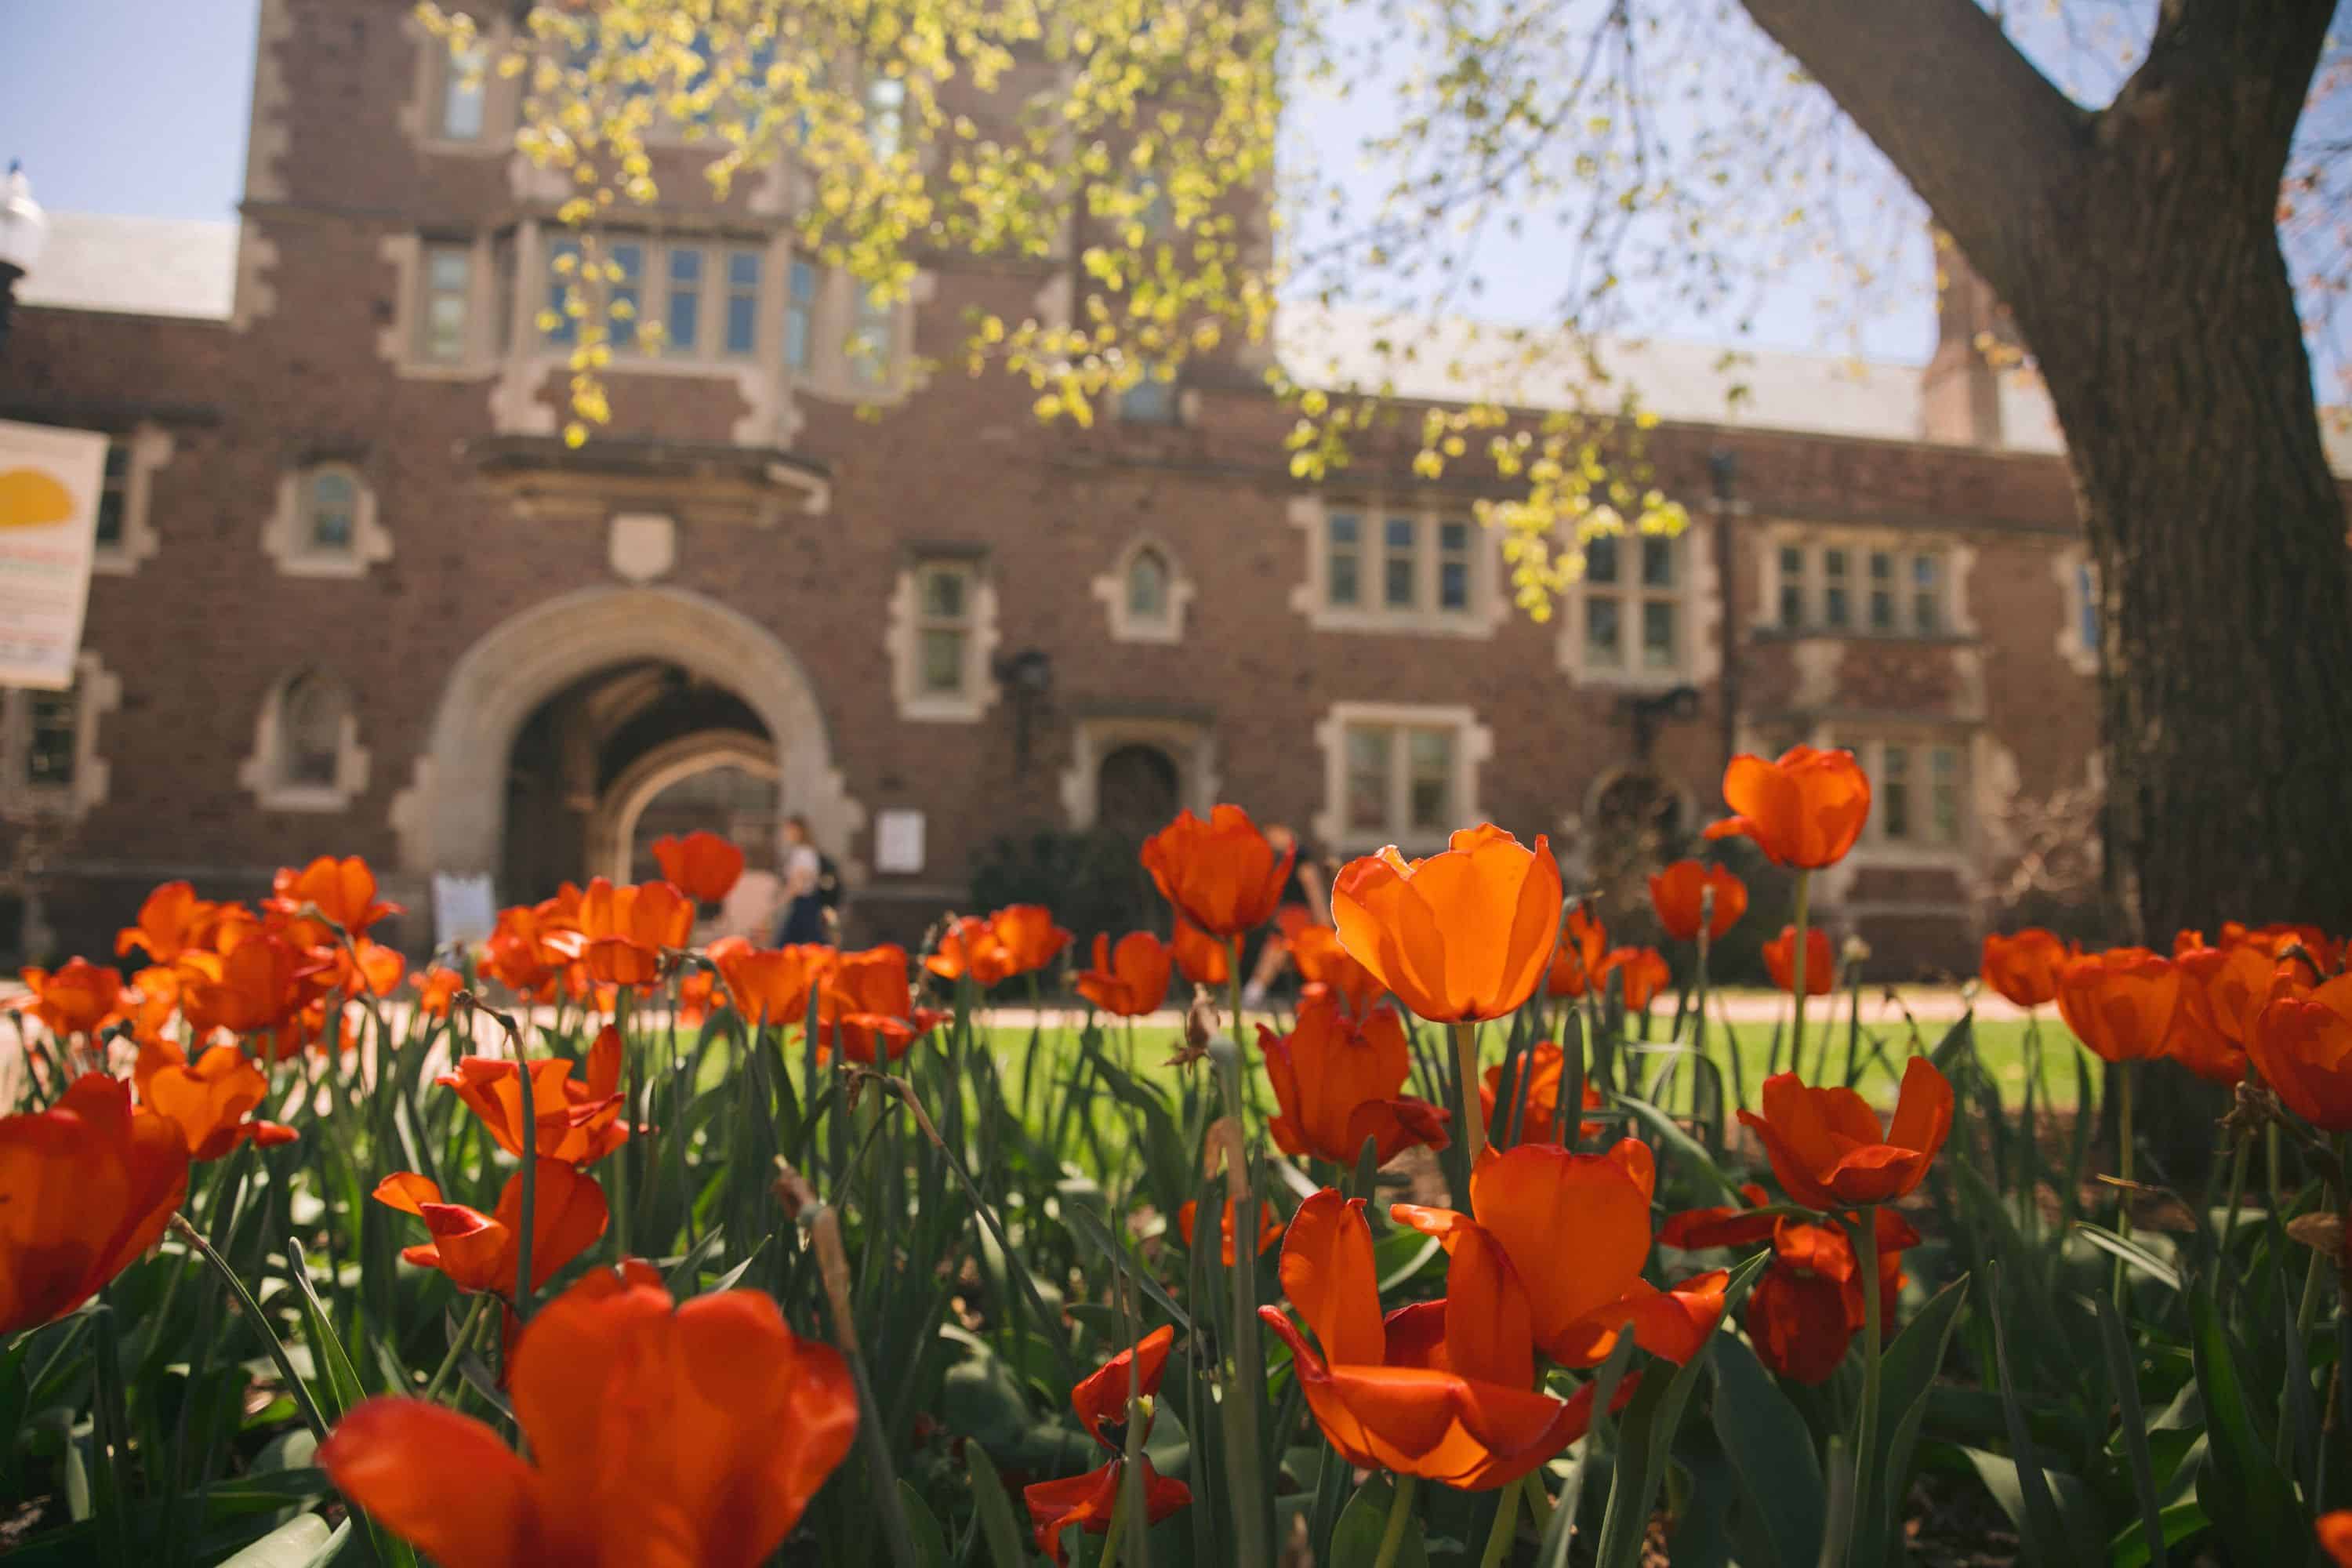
[{"xmin": 0, "ymin": 0, "xmax": 2208, "ymax": 971}]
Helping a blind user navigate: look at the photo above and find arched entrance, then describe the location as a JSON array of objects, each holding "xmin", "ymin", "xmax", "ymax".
[
  {"xmin": 1095, "ymin": 743, "xmax": 1180, "ymax": 838},
  {"xmin": 392, "ymin": 586, "xmax": 863, "ymax": 917}
]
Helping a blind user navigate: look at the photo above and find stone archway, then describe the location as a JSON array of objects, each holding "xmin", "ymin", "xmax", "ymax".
[
  {"xmin": 391, "ymin": 586, "xmax": 863, "ymax": 909},
  {"xmin": 590, "ymin": 731, "xmax": 779, "ymax": 884}
]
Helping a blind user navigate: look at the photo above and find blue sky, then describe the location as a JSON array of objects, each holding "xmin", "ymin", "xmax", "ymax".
[{"xmin": 0, "ymin": 0, "xmax": 1930, "ymax": 360}]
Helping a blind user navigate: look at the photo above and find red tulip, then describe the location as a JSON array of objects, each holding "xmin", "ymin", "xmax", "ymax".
[
  {"xmin": 1762, "ymin": 926, "xmax": 1835, "ymax": 997},
  {"xmin": 1737, "ymin": 1058, "xmax": 1954, "ymax": 1209},
  {"xmin": 651, "ymin": 830, "xmax": 745, "ymax": 905},
  {"xmin": 1331, "ymin": 826, "xmax": 1563, "ymax": 1024},
  {"xmin": 0, "ymin": 1075, "xmax": 188, "ymax": 1335},
  {"xmin": 1980, "ymin": 929, "xmax": 2067, "ymax": 1009},
  {"xmin": 1023, "ymin": 1328, "xmax": 1191, "ymax": 1565},
  {"xmin": 1261, "ymin": 996, "xmax": 1450, "ymax": 1166},
  {"xmin": 1139, "ymin": 805, "xmax": 1294, "ymax": 938},
  {"xmin": 1648, "ymin": 861, "xmax": 1747, "ymax": 942},
  {"xmin": 1075, "ymin": 932, "xmax": 1174, "ymax": 1018},
  {"xmin": 1704, "ymin": 746, "xmax": 1871, "ymax": 869},
  {"xmin": 374, "ymin": 1161, "xmax": 609, "ymax": 1298},
  {"xmin": 2055, "ymin": 948, "xmax": 2181, "ymax": 1064}
]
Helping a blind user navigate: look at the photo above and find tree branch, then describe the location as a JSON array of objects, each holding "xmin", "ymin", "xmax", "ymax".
[
  {"xmin": 1735, "ymin": 0, "xmax": 2087, "ymax": 281},
  {"xmin": 2110, "ymin": 0, "xmax": 2337, "ymax": 201}
]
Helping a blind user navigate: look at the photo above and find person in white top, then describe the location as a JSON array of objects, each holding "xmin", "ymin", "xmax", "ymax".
[{"xmin": 772, "ymin": 815, "xmax": 829, "ymax": 946}]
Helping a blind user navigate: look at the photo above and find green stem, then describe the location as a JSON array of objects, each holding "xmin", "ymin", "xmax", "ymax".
[
  {"xmin": 513, "ymin": 1060, "xmax": 538, "ymax": 1323},
  {"xmin": 1096, "ymin": 1486, "xmax": 1127, "ymax": 1568},
  {"xmin": 1210, "ymin": 1040, "xmax": 1270, "ymax": 1568},
  {"xmin": 1452, "ymin": 1021, "xmax": 1486, "ymax": 1167},
  {"xmin": 2112, "ymin": 1065, "xmax": 2132, "ymax": 1308},
  {"xmin": 169, "ymin": 1214, "xmax": 332, "ymax": 1446},
  {"xmin": 2282, "ymin": 1245, "xmax": 2329, "ymax": 1468},
  {"xmin": 1521, "ymin": 1472, "xmax": 1555, "ymax": 1534},
  {"xmin": 423, "ymin": 1294, "xmax": 491, "ymax": 1404},
  {"xmin": 1789, "ymin": 870, "xmax": 1813, "ymax": 1082},
  {"xmin": 1847, "ymin": 1205, "xmax": 1884, "ymax": 1563},
  {"xmin": 1372, "ymin": 1474, "xmax": 1419, "ymax": 1568},
  {"xmin": 2216, "ymin": 1134, "xmax": 2250, "ymax": 1272},
  {"xmin": 1477, "ymin": 1472, "xmax": 1523, "ymax": 1568},
  {"xmin": 610, "ymin": 989, "xmax": 633, "ymax": 1263}
]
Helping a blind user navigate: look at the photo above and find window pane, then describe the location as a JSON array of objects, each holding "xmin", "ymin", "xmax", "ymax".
[
  {"xmin": 1824, "ymin": 586, "xmax": 1849, "ymax": 627},
  {"xmin": 867, "ymin": 77, "xmax": 906, "ymax": 160},
  {"xmin": 2077, "ymin": 563, "xmax": 2099, "ymax": 654},
  {"xmin": 1406, "ymin": 728, "xmax": 1452, "ymax": 832},
  {"xmin": 310, "ymin": 473, "xmax": 356, "ymax": 550},
  {"xmin": 1383, "ymin": 517, "xmax": 1417, "ymax": 609},
  {"xmin": 784, "ymin": 260, "xmax": 815, "ymax": 370},
  {"xmin": 1641, "ymin": 601, "xmax": 1677, "ymax": 670},
  {"xmin": 1585, "ymin": 595, "xmax": 1623, "ymax": 667},
  {"xmin": 1118, "ymin": 376, "xmax": 1177, "ymax": 423},
  {"xmin": 546, "ymin": 238, "xmax": 581, "ymax": 344},
  {"xmin": 1127, "ymin": 549, "xmax": 1168, "ymax": 617},
  {"xmin": 1327, "ymin": 513, "xmax": 1361, "ymax": 607},
  {"xmin": 421, "ymin": 245, "xmax": 470, "ymax": 362},
  {"xmin": 1345, "ymin": 727, "xmax": 1391, "ymax": 833},
  {"xmin": 608, "ymin": 242, "xmax": 644, "ymax": 350},
  {"xmin": 1869, "ymin": 587, "xmax": 1894, "ymax": 631},
  {"xmin": 1882, "ymin": 745, "xmax": 1911, "ymax": 840},
  {"xmin": 666, "ymin": 245, "xmax": 702, "ymax": 354},
  {"xmin": 1823, "ymin": 549, "xmax": 1849, "ymax": 626},
  {"xmin": 1586, "ymin": 535, "xmax": 1619, "ymax": 584},
  {"xmin": 920, "ymin": 566, "xmax": 966, "ymax": 620},
  {"xmin": 282, "ymin": 678, "xmax": 343, "ymax": 786},
  {"xmin": 95, "ymin": 444, "xmax": 127, "ymax": 547},
  {"xmin": 1439, "ymin": 557, "xmax": 1469, "ymax": 611},
  {"xmin": 1778, "ymin": 544, "xmax": 1803, "ymax": 577},
  {"xmin": 441, "ymin": 43, "xmax": 487, "ymax": 140},
  {"xmin": 1640, "ymin": 535, "xmax": 1674, "ymax": 587},
  {"xmin": 1779, "ymin": 582, "xmax": 1805, "ymax": 629},
  {"xmin": 25, "ymin": 689, "xmax": 74, "ymax": 787},
  {"xmin": 849, "ymin": 293, "xmax": 891, "ymax": 383},
  {"xmin": 1930, "ymin": 747, "xmax": 1962, "ymax": 844},
  {"xmin": 919, "ymin": 628, "xmax": 965, "ymax": 693},
  {"xmin": 728, "ymin": 249, "xmax": 762, "ymax": 291}
]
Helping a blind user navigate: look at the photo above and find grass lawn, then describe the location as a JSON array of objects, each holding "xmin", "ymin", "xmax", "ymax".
[{"xmin": 971, "ymin": 1008, "xmax": 2090, "ymax": 1111}]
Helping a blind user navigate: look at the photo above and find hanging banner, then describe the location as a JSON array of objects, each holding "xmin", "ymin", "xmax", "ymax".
[{"xmin": 0, "ymin": 419, "xmax": 107, "ymax": 691}]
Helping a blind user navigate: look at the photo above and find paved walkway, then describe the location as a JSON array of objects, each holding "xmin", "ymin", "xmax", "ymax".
[{"xmin": 985, "ymin": 985, "xmax": 2024, "ymax": 1032}]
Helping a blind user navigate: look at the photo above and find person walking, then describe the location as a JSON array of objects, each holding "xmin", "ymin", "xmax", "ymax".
[{"xmin": 771, "ymin": 815, "xmax": 836, "ymax": 946}]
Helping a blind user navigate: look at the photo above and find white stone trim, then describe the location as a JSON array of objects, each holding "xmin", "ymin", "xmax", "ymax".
[
  {"xmin": 262, "ymin": 465, "xmax": 394, "ymax": 579},
  {"xmin": 399, "ymin": 11, "xmax": 517, "ymax": 158},
  {"xmin": 1089, "ymin": 534, "xmax": 1195, "ymax": 644},
  {"xmin": 2055, "ymin": 547, "xmax": 2100, "ymax": 677},
  {"xmin": 376, "ymin": 232, "xmax": 503, "ymax": 380},
  {"xmin": 0, "ymin": 652, "xmax": 120, "ymax": 822},
  {"xmin": 1557, "ymin": 517, "xmax": 1718, "ymax": 689},
  {"xmin": 1757, "ymin": 521, "xmax": 1969, "ymax": 640},
  {"xmin": 1287, "ymin": 495, "xmax": 1504, "ymax": 638},
  {"xmin": 1312, "ymin": 701, "xmax": 1493, "ymax": 856},
  {"xmin": 886, "ymin": 558, "xmax": 1001, "ymax": 723},
  {"xmin": 390, "ymin": 585, "xmax": 866, "ymax": 892},
  {"xmin": 589, "ymin": 731, "xmax": 777, "ymax": 883},
  {"xmin": 239, "ymin": 670, "xmax": 372, "ymax": 815},
  {"xmin": 92, "ymin": 425, "xmax": 171, "ymax": 577},
  {"xmin": 1058, "ymin": 717, "xmax": 1219, "ymax": 829}
]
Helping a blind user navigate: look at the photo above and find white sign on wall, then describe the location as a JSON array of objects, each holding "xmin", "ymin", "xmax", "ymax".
[
  {"xmin": 875, "ymin": 808, "xmax": 926, "ymax": 874},
  {"xmin": 0, "ymin": 419, "xmax": 107, "ymax": 691}
]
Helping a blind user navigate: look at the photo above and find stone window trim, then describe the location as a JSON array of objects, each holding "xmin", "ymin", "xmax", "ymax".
[
  {"xmin": 378, "ymin": 232, "xmax": 507, "ymax": 379},
  {"xmin": 1312, "ymin": 700, "xmax": 1494, "ymax": 856},
  {"xmin": 540, "ymin": 232, "xmax": 780, "ymax": 367},
  {"xmin": 239, "ymin": 670, "xmax": 372, "ymax": 815},
  {"xmin": 262, "ymin": 463, "xmax": 394, "ymax": 579},
  {"xmin": 1286, "ymin": 496, "xmax": 1505, "ymax": 638},
  {"xmin": 0, "ymin": 652, "xmax": 120, "ymax": 823},
  {"xmin": 2056, "ymin": 548, "xmax": 2100, "ymax": 677},
  {"xmin": 92, "ymin": 424, "xmax": 172, "ymax": 576},
  {"xmin": 1089, "ymin": 533, "xmax": 1196, "ymax": 644},
  {"xmin": 1557, "ymin": 519, "xmax": 1721, "ymax": 691},
  {"xmin": 1758, "ymin": 524, "xmax": 1979, "ymax": 641},
  {"xmin": 1058, "ymin": 715, "xmax": 1220, "ymax": 830},
  {"xmin": 1836, "ymin": 729, "xmax": 1976, "ymax": 869},
  {"xmin": 885, "ymin": 552, "xmax": 1003, "ymax": 723},
  {"xmin": 401, "ymin": 13, "xmax": 519, "ymax": 156}
]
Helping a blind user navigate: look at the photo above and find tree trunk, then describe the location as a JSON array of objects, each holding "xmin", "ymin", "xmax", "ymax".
[{"xmin": 1737, "ymin": 0, "xmax": 2352, "ymax": 938}]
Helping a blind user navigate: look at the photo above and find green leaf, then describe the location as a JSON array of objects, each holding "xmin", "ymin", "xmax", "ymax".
[
  {"xmin": 1853, "ymin": 1273, "xmax": 1970, "ymax": 1566},
  {"xmin": 216, "ymin": 1514, "xmax": 335, "ymax": 1568},
  {"xmin": 1984, "ymin": 1263, "xmax": 2071, "ymax": 1568},
  {"xmin": 1710, "ymin": 1331, "xmax": 1823, "ymax": 1568},
  {"xmin": 1592, "ymin": 1250, "xmax": 1768, "ymax": 1568},
  {"xmin": 897, "ymin": 1479, "xmax": 950, "ymax": 1568},
  {"xmin": 1329, "ymin": 1475, "xmax": 1428, "ymax": 1568},
  {"xmin": 2093, "ymin": 1290, "xmax": 2167, "ymax": 1568},
  {"xmin": 1948, "ymin": 1445, "xmax": 2105, "ymax": 1566},
  {"xmin": 1610, "ymin": 1091, "xmax": 1742, "ymax": 1204},
  {"xmin": 2187, "ymin": 1287, "xmax": 2303, "ymax": 1568},
  {"xmin": 965, "ymin": 1442, "xmax": 1033, "ymax": 1568},
  {"xmin": 2073, "ymin": 1222, "xmax": 2182, "ymax": 1292}
]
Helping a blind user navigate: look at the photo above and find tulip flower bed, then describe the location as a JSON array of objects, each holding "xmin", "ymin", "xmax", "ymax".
[{"xmin": 5, "ymin": 751, "xmax": 2352, "ymax": 1568}]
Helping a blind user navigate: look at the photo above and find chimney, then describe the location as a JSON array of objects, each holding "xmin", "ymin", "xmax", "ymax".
[{"xmin": 1918, "ymin": 231, "xmax": 2017, "ymax": 448}]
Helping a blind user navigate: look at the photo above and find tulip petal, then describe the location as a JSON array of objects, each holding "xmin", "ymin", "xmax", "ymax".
[
  {"xmin": 319, "ymin": 1399, "xmax": 546, "ymax": 1568},
  {"xmin": 1279, "ymin": 1191, "xmax": 1385, "ymax": 1369}
]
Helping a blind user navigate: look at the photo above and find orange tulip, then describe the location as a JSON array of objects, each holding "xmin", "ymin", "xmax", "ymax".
[
  {"xmin": 270, "ymin": 855, "xmax": 401, "ymax": 938},
  {"xmin": 2055, "ymin": 948, "xmax": 2181, "ymax": 1064},
  {"xmin": 1170, "ymin": 916, "xmax": 1230, "ymax": 986},
  {"xmin": 1704, "ymin": 746, "xmax": 1871, "ymax": 869},
  {"xmin": 438, "ymin": 1028, "xmax": 627, "ymax": 1167},
  {"xmin": 1546, "ymin": 906, "xmax": 1607, "ymax": 999},
  {"xmin": 2224, "ymin": 920, "xmax": 2337, "ymax": 969},
  {"xmin": 0, "ymin": 1074, "xmax": 189, "ymax": 1335},
  {"xmin": 413, "ymin": 965, "xmax": 464, "ymax": 1018},
  {"xmin": 1980, "ymin": 929, "xmax": 2067, "ymax": 1008},
  {"xmin": 1648, "ymin": 860, "xmax": 1748, "ymax": 943},
  {"xmin": 136, "ymin": 1041, "xmax": 297, "ymax": 1160},
  {"xmin": 651, "ymin": 830, "xmax": 745, "ymax": 905},
  {"xmin": 1762, "ymin": 926, "xmax": 1835, "ymax": 997},
  {"xmin": 990, "ymin": 905, "xmax": 1075, "ymax": 976},
  {"xmin": 1331, "ymin": 825, "xmax": 1563, "ymax": 1024},
  {"xmin": 1743, "ymin": 1209, "xmax": 1920, "ymax": 1385},
  {"xmin": 1258, "ymin": 1189, "xmax": 1613, "ymax": 1490},
  {"xmin": 1177, "ymin": 1196, "xmax": 1284, "ymax": 1266},
  {"xmin": 176, "ymin": 931, "xmax": 332, "ymax": 1054},
  {"xmin": 558, "ymin": 878, "xmax": 693, "ymax": 988},
  {"xmin": 13, "ymin": 957, "xmax": 125, "ymax": 1036},
  {"xmin": 818, "ymin": 944, "xmax": 946, "ymax": 1064},
  {"xmin": 924, "ymin": 907, "xmax": 1073, "ymax": 986},
  {"xmin": 325, "ymin": 937, "xmax": 408, "ymax": 1000},
  {"xmin": 1479, "ymin": 1043, "xmax": 1605, "ymax": 1145},
  {"xmin": 1075, "ymin": 932, "xmax": 1174, "ymax": 1018},
  {"xmin": 1024, "ymin": 1328, "xmax": 1192, "ymax": 1565},
  {"xmin": 1655, "ymin": 1183, "xmax": 1777, "ymax": 1252},
  {"xmin": 1288, "ymin": 924, "xmax": 1385, "ymax": 1014},
  {"xmin": 1737, "ymin": 1057, "xmax": 1954, "ymax": 1209},
  {"xmin": 1139, "ymin": 804, "xmax": 1294, "ymax": 938},
  {"xmin": 117, "ymin": 880, "xmax": 218, "ymax": 964},
  {"xmin": 2166, "ymin": 942, "xmax": 2280, "ymax": 1086},
  {"xmin": 320, "ymin": 1261, "xmax": 858, "ymax": 1568},
  {"xmin": 481, "ymin": 905, "xmax": 569, "ymax": 1001},
  {"xmin": 1392, "ymin": 1141, "xmax": 1727, "ymax": 1368},
  {"xmin": 1598, "ymin": 946, "xmax": 1672, "ymax": 1011},
  {"xmin": 2321, "ymin": 1511, "xmax": 2352, "ymax": 1568},
  {"xmin": 374, "ymin": 1162, "xmax": 609, "ymax": 1298},
  {"xmin": 1261, "ymin": 998, "xmax": 1450, "ymax": 1166},
  {"xmin": 126, "ymin": 965, "xmax": 180, "ymax": 1047},
  {"xmin": 716, "ymin": 942, "xmax": 835, "ymax": 1026},
  {"xmin": 2250, "ymin": 975, "xmax": 2352, "ymax": 1132}
]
